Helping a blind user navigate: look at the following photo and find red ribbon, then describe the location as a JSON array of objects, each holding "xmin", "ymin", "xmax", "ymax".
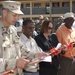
[
  {"xmin": 3, "ymin": 43, "xmax": 74, "ymax": 75},
  {"xmin": 49, "ymin": 47, "xmax": 59, "ymax": 56},
  {"xmin": 3, "ymin": 68, "xmax": 18, "ymax": 75}
]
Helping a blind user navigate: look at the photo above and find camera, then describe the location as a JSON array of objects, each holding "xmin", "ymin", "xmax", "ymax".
[
  {"xmin": 61, "ymin": 50, "xmax": 66, "ymax": 55},
  {"xmin": 73, "ymin": 43, "xmax": 75, "ymax": 47}
]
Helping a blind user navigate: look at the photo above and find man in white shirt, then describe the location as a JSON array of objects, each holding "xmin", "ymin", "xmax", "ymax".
[{"xmin": 20, "ymin": 19, "xmax": 47, "ymax": 75}]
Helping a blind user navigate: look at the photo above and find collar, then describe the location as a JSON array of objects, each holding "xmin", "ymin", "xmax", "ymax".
[
  {"xmin": 21, "ymin": 33, "xmax": 32, "ymax": 41},
  {"xmin": 63, "ymin": 25, "xmax": 74, "ymax": 32}
]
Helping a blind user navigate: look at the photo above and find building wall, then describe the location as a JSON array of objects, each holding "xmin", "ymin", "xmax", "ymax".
[
  {"xmin": 0, "ymin": 0, "xmax": 75, "ymax": 19},
  {"xmin": 0, "ymin": 0, "xmax": 75, "ymax": 32}
]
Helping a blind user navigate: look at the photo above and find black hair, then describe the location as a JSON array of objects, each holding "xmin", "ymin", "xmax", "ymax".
[
  {"xmin": 64, "ymin": 17, "xmax": 74, "ymax": 29},
  {"xmin": 23, "ymin": 19, "xmax": 33, "ymax": 26}
]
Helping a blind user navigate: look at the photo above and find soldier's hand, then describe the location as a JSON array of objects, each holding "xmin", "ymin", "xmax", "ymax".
[
  {"xmin": 16, "ymin": 57, "xmax": 30, "ymax": 69},
  {"xmin": 35, "ymin": 52, "xmax": 47, "ymax": 60}
]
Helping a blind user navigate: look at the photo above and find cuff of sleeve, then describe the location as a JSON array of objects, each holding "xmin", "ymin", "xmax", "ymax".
[
  {"xmin": 5, "ymin": 59, "xmax": 16, "ymax": 71},
  {"xmin": 0, "ymin": 58, "xmax": 5, "ymax": 72}
]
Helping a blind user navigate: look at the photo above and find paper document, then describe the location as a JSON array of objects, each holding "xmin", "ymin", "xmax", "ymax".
[{"xmin": 41, "ymin": 56, "xmax": 52, "ymax": 62}]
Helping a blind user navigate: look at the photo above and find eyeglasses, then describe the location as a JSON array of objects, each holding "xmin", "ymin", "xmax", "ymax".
[{"xmin": 48, "ymin": 27, "xmax": 53, "ymax": 30}]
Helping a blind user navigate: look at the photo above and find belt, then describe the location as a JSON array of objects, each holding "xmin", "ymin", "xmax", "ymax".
[{"xmin": 23, "ymin": 69, "xmax": 39, "ymax": 73}]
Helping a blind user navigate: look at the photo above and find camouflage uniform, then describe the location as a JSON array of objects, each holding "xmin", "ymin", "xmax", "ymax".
[{"xmin": 0, "ymin": 22, "xmax": 29, "ymax": 75}]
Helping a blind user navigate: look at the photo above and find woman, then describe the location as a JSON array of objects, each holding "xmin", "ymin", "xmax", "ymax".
[{"xmin": 35, "ymin": 20, "xmax": 60, "ymax": 75}]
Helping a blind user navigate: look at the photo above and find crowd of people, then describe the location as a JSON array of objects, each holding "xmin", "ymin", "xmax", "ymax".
[{"xmin": 0, "ymin": 0, "xmax": 75, "ymax": 75}]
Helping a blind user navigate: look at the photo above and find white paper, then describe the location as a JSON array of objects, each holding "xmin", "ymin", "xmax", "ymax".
[
  {"xmin": 41, "ymin": 56, "xmax": 52, "ymax": 62},
  {"xmin": 55, "ymin": 43, "xmax": 62, "ymax": 50}
]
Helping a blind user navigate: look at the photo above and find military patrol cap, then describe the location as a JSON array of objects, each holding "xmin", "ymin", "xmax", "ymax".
[{"xmin": 2, "ymin": 1, "xmax": 24, "ymax": 15}]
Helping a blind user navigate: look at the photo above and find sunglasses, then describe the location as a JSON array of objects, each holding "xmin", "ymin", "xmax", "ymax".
[{"xmin": 48, "ymin": 27, "xmax": 53, "ymax": 30}]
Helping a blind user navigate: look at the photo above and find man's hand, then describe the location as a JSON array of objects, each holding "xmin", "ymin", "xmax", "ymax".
[
  {"xmin": 35, "ymin": 52, "xmax": 48, "ymax": 60},
  {"xmin": 29, "ymin": 52, "xmax": 48, "ymax": 65},
  {"xmin": 16, "ymin": 57, "xmax": 30, "ymax": 69},
  {"xmin": 61, "ymin": 44, "xmax": 68, "ymax": 51}
]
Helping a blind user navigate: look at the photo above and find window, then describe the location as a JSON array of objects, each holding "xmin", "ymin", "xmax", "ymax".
[
  {"xmin": 62, "ymin": 2, "xmax": 69, "ymax": 7},
  {"xmin": 73, "ymin": 2, "xmax": 75, "ymax": 7},
  {"xmin": 26, "ymin": 3, "xmax": 30, "ymax": 8},
  {"xmin": 53, "ymin": 2, "xmax": 59, "ymax": 7},
  {"xmin": 21, "ymin": 4, "xmax": 24, "ymax": 9},
  {"xmin": 34, "ymin": 3, "xmax": 41, "ymax": 8},
  {"xmin": 0, "ymin": 4, "xmax": 2, "ymax": 9},
  {"xmin": 46, "ymin": 3, "xmax": 50, "ymax": 6}
]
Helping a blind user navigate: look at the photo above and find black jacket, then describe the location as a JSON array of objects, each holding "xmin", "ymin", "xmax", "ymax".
[{"xmin": 35, "ymin": 33, "xmax": 60, "ymax": 70}]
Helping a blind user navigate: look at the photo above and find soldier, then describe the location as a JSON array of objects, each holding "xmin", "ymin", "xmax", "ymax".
[
  {"xmin": 0, "ymin": 1, "xmax": 30, "ymax": 75},
  {"xmin": 54, "ymin": 16, "xmax": 64, "ymax": 32},
  {"xmin": 0, "ymin": 1, "xmax": 47, "ymax": 75},
  {"xmin": 35, "ymin": 15, "xmax": 44, "ymax": 34}
]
